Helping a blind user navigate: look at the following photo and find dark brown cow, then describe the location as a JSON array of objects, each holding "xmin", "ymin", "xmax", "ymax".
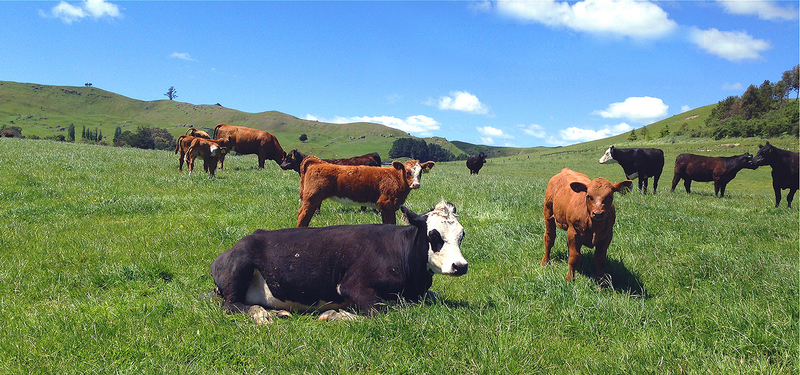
[
  {"xmin": 542, "ymin": 168, "xmax": 632, "ymax": 284},
  {"xmin": 174, "ymin": 135, "xmax": 204, "ymax": 171},
  {"xmin": 753, "ymin": 142, "xmax": 799, "ymax": 208},
  {"xmin": 466, "ymin": 152, "xmax": 487, "ymax": 175},
  {"xmin": 212, "ymin": 123, "xmax": 285, "ymax": 170},
  {"xmin": 297, "ymin": 156, "xmax": 434, "ymax": 227},
  {"xmin": 670, "ymin": 153, "xmax": 756, "ymax": 197},
  {"xmin": 185, "ymin": 137, "xmax": 231, "ymax": 178},
  {"xmin": 280, "ymin": 149, "xmax": 381, "ymax": 174},
  {"xmin": 186, "ymin": 127, "xmax": 211, "ymax": 139}
]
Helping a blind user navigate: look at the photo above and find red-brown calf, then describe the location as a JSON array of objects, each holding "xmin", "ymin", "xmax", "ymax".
[
  {"xmin": 297, "ymin": 156, "xmax": 434, "ymax": 227},
  {"xmin": 185, "ymin": 137, "xmax": 231, "ymax": 178},
  {"xmin": 213, "ymin": 123, "xmax": 285, "ymax": 170},
  {"xmin": 174, "ymin": 135, "xmax": 204, "ymax": 171},
  {"xmin": 186, "ymin": 127, "xmax": 211, "ymax": 139},
  {"xmin": 542, "ymin": 168, "xmax": 632, "ymax": 284}
]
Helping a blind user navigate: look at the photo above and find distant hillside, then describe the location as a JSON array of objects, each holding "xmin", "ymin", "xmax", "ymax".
[{"xmin": 0, "ymin": 81, "xmax": 466, "ymax": 159}]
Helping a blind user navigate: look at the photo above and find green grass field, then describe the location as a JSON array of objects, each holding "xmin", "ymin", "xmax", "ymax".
[{"xmin": 0, "ymin": 137, "xmax": 797, "ymax": 373}]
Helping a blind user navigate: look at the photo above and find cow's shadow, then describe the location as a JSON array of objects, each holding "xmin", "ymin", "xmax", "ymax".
[{"xmin": 551, "ymin": 250, "xmax": 649, "ymax": 297}]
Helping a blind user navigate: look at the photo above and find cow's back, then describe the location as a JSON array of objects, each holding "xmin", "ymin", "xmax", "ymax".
[{"xmin": 545, "ymin": 168, "xmax": 590, "ymax": 226}]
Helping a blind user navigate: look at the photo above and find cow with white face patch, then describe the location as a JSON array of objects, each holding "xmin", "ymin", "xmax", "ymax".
[
  {"xmin": 599, "ymin": 146, "xmax": 664, "ymax": 194},
  {"xmin": 296, "ymin": 156, "xmax": 435, "ymax": 226},
  {"xmin": 210, "ymin": 199, "xmax": 468, "ymax": 323}
]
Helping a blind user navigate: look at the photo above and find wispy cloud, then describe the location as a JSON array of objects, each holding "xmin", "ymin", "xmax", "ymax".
[
  {"xmin": 304, "ymin": 114, "xmax": 440, "ymax": 137},
  {"xmin": 433, "ymin": 91, "xmax": 490, "ymax": 115},
  {"xmin": 550, "ymin": 123, "xmax": 633, "ymax": 146},
  {"xmin": 41, "ymin": 0, "xmax": 122, "ymax": 24},
  {"xmin": 722, "ymin": 82, "xmax": 744, "ymax": 91},
  {"xmin": 493, "ymin": 0, "xmax": 678, "ymax": 39},
  {"xmin": 689, "ymin": 28, "xmax": 771, "ymax": 62},
  {"xmin": 170, "ymin": 52, "xmax": 197, "ymax": 62},
  {"xmin": 476, "ymin": 126, "xmax": 514, "ymax": 145},
  {"xmin": 717, "ymin": 0, "xmax": 798, "ymax": 21},
  {"xmin": 518, "ymin": 124, "xmax": 546, "ymax": 138},
  {"xmin": 593, "ymin": 96, "xmax": 669, "ymax": 124}
]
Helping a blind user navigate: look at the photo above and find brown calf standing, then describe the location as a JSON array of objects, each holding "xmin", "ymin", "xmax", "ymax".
[
  {"xmin": 213, "ymin": 123, "xmax": 285, "ymax": 170},
  {"xmin": 297, "ymin": 156, "xmax": 434, "ymax": 227},
  {"xmin": 542, "ymin": 168, "xmax": 632, "ymax": 284},
  {"xmin": 185, "ymin": 137, "xmax": 231, "ymax": 178},
  {"xmin": 186, "ymin": 127, "xmax": 211, "ymax": 139},
  {"xmin": 175, "ymin": 135, "xmax": 204, "ymax": 171}
]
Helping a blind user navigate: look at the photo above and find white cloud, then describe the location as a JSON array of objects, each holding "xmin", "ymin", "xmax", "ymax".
[
  {"xmin": 681, "ymin": 105, "xmax": 692, "ymax": 112},
  {"xmin": 717, "ymin": 0, "xmax": 798, "ymax": 21},
  {"xmin": 518, "ymin": 124, "xmax": 546, "ymax": 138},
  {"xmin": 495, "ymin": 0, "xmax": 678, "ymax": 39},
  {"xmin": 593, "ymin": 96, "xmax": 669, "ymax": 123},
  {"xmin": 435, "ymin": 91, "xmax": 490, "ymax": 115},
  {"xmin": 552, "ymin": 122, "xmax": 633, "ymax": 145},
  {"xmin": 42, "ymin": 0, "xmax": 122, "ymax": 23},
  {"xmin": 477, "ymin": 126, "xmax": 514, "ymax": 139},
  {"xmin": 690, "ymin": 27, "xmax": 771, "ymax": 62},
  {"xmin": 303, "ymin": 114, "xmax": 440, "ymax": 137},
  {"xmin": 170, "ymin": 52, "xmax": 197, "ymax": 62},
  {"xmin": 722, "ymin": 82, "xmax": 744, "ymax": 91}
]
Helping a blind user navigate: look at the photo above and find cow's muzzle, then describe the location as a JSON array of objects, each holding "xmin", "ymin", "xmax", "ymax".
[
  {"xmin": 591, "ymin": 211, "xmax": 606, "ymax": 220},
  {"xmin": 451, "ymin": 262, "xmax": 468, "ymax": 276}
]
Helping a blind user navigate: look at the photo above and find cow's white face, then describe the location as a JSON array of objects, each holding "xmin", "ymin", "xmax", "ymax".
[
  {"xmin": 404, "ymin": 160, "xmax": 435, "ymax": 189},
  {"xmin": 425, "ymin": 200, "xmax": 468, "ymax": 276},
  {"xmin": 209, "ymin": 144, "xmax": 220, "ymax": 157},
  {"xmin": 598, "ymin": 146, "xmax": 617, "ymax": 164}
]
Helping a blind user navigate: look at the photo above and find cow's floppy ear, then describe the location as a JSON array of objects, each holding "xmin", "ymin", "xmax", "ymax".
[
  {"xmin": 421, "ymin": 161, "xmax": 435, "ymax": 172},
  {"xmin": 401, "ymin": 206, "xmax": 427, "ymax": 227},
  {"xmin": 392, "ymin": 161, "xmax": 405, "ymax": 170},
  {"xmin": 570, "ymin": 182, "xmax": 588, "ymax": 193},
  {"xmin": 614, "ymin": 180, "xmax": 634, "ymax": 195}
]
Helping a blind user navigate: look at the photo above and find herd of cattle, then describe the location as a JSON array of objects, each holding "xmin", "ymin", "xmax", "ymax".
[{"xmin": 173, "ymin": 124, "xmax": 798, "ymax": 323}]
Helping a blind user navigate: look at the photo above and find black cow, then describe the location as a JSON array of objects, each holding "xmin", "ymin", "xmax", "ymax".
[
  {"xmin": 753, "ymin": 142, "xmax": 799, "ymax": 208},
  {"xmin": 466, "ymin": 152, "xmax": 487, "ymax": 175},
  {"xmin": 671, "ymin": 153, "xmax": 757, "ymax": 198},
  {"xmin": 599, "ymin": 146, "xmax": 664, "ymax": 194},
  {"xmin": 210, "ymin": 199, "xmax": 468, "ymax": 324}
]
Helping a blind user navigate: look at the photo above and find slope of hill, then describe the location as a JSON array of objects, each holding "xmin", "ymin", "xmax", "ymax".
[{"xmin": 0, "ymin": 81, "xmax": 464, "ymax": 159}]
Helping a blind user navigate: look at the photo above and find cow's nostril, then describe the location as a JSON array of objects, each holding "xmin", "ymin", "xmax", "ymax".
[{"xmin": 452, "ymin": 263, "xmax": 468, "ymax": 275}]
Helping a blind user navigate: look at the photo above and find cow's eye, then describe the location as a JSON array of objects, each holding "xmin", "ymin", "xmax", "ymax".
[{"xmin": 428, "ymin": 229, "xmax": 444, "ymax": 253}]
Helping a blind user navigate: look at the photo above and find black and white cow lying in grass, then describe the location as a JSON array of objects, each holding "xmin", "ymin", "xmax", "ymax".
[{"xmin": 210, "ymin": 199, "xmax": 468, "ymax": 323}]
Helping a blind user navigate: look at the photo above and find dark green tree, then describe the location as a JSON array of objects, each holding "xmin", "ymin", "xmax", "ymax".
[
  {"xmin": 165, "ymin": 86, "xmax": 178, "ymax": 100},
  {"xmin": 67, "ymin": 123, "xmax": 75, "ymax": 142},
  {"xmin": 299, "ymin": 133, "xmax": 308, "ymax": 142}
]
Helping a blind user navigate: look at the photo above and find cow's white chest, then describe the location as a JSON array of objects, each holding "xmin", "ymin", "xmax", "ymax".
[
  {"xmin": 330, "ymin": 196, "xmax": 378, "ymax": 208},
  {"xmin": 244, "ymin": 269, "xmax": 351, "ymax": 312}
]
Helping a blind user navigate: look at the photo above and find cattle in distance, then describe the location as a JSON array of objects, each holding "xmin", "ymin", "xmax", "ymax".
[
  {"xmin": 280, "ymin": 149, "xmax": 381, "ymax": 174},
  {"xmin": 753, "ymin": 141, "xmax": 799, "ymax": 208},
  {"xmin": 599, "ymin": 146, "xmax": 664, "ymax": 194},
  {"xmin": 174, "ymin": 135, "xmax": 205, "ymax": 171},
  {"xmin": 542, "ymin": 168, "xmax": 632, "ymax": 285},
  {"xmin": 670, "ymin": 153, "xmax": 757, "ymax": 198},
  {"xmin": 466, "ymin": 152, "xmax": 487, "ymax": 175},
  {"xmin": 210, "ymin": 199, "xmax": 468, "ymax": 323},
  {"xmin": 212, "ymin": 123, "xmax": 286, "ymax": 170},
  {"xmin": 296, "ymin": 156, "xmax": 434, "ymax": 226}
]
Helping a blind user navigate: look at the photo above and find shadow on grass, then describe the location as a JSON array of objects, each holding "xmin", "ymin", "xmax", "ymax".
[{"xmin": 551, "ymin": 250, "xmax": 650, "ymax": 298}]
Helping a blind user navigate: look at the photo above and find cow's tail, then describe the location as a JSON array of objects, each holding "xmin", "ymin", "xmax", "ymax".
[
  {"xmin": 212, "ymin": 124, "xmax": 224, "ymax": 139},
  {"xmin": 175, "ymin": 135, "xmax": 186, "ymax": 154}
]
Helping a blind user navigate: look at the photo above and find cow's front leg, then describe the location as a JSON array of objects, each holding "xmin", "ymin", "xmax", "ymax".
[
  {"xmin": 297, "ymin": 200, "xmax": 321, "ymax": 227},
  {"xmin": 565, "ymin": 227, "xmax": 582, "ymax": 281},
  {"xmin": 542, "ymin": 208, "xmax": 556, "ymax": 266},
  {"xmin": 787, "ymin": 188, "xmax": 796, "ymax": 208},
  {"xmin": 318, "ymin": 309, "xmax": 359, "ymax": 322},
  {"xmin": 593, "ymin": 239, "xmax": 611, "ymax": 287}
]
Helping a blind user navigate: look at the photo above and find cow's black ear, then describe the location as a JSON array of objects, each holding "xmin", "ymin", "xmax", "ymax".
[{"xmin": 401, "ymin": 206, "xmax": 427, "ymax": 227}]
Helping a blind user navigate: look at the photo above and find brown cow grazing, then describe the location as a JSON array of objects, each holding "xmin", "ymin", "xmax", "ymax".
[
  {"xmin": 174, "ymin": 135, "xmax": 204, "ymax": 171},
  {"xmin": 212, "ymin": 123, "xmax": 286, "ymax": 170},
  {"xmin": 753, "ymin": 142, "xmax": 799, "ymax": 208},
  {"xmin": 542, "ymin": 168, "xmax": 632, "ymax": 284},
  {"xmin": 670, "ymin": 153, "xmax": 757, "ymax": 198},
  {"xmin": 280, "ymin": 149, "xmax": 382, "ymax": 174},
  {"xmin": 185, "ymin": 137, "xmax": 231, "ymax": 178},
  {"xmin": 297, "ymin": 156, "xmax": 434, "ymax": 227},
  {"xmin": 186, "ymin": 127, "xmax": 211, "ymax": 139}
]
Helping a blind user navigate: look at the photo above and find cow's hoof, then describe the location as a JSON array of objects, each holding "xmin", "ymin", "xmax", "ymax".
[
  {"xmin": 318, "ymin": 309, "xmax": 359, "ymax": 322},
  {"xmin": 271, "ymin": 310, "xmax": 292, "ymax": 319},
  {"xmin": 246, "ymin": 305, "xmax": 273, "ymax": 325}
]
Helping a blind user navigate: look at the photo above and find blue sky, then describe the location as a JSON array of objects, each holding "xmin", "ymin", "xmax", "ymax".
[{"xmin": 2, "ymin": 1, "xmax": 798, "ymax": 147}]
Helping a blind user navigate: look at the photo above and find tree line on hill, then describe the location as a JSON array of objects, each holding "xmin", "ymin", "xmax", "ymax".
[
  {"xmin": 704, "ymin": 65, "xmax": 799, "ymax": 139},
  {"xmin": 113, "ymin": 126, "xmax": 174, "ymax": 150},
  {"xmin": 388, "ymin": 137, "xmax": 467, "ymax": 162}
]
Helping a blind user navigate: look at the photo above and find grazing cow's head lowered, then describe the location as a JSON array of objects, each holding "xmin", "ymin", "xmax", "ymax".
[
  {"xmin": 403, "ymin": 199, "xmax": 468, "ymax": 276},
  {"xmin": 570, "ymin": 178, "xmax": 630, "ymax": 221}
]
